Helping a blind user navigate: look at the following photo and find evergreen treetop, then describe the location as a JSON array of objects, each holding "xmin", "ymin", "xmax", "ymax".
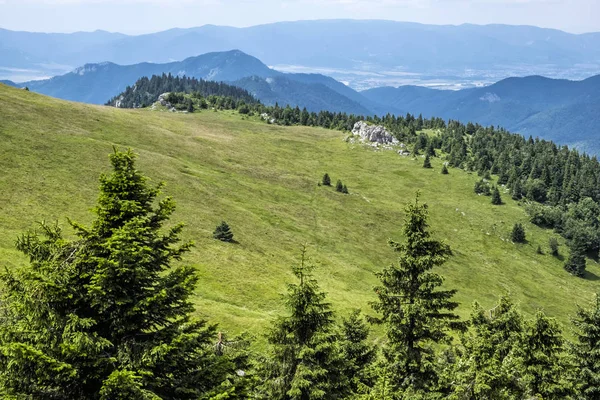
[
  {"xmin": 0, "ymin": 149, "xmax": 242, "ymax": 399},
  {"xmin": 371, "ymin": 193, "xmax": 463, "ymax": 396}
]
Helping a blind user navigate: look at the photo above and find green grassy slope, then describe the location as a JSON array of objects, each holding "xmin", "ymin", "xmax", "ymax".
[{"xmin": 0, "ymin": 83, "xmax": 597, "ymax": 337}]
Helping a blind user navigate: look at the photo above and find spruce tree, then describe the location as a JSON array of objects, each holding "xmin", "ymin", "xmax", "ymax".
[
  {"xmin": 451, "ymin": 297, "xmax": 525, "ymax": 399},
  {"xmin": 336, "ymin": 179, "xmax": 344, "ymax": 193},
  {"xmin": 342, "ymin": 184, "xmax": 349, "ymax": 194},
  {"xmin": 260, "ymin": 248, "xmax": 349, "ymax": 399},
  {"xmin": 0, "ymin": 149, "xmax": 241, "ymax": 399},
  {"xmin": 322, "ymin": 173, "xmax": 331, "ymax": 186},
  {"xmin": 572, "ymin": 293, "xmax": 600, "ymax": 398},
  {"xmin": 564, "ymin": 235, "xmax": 587, "ymax": 277},
  {"xmin": 441, "ymin": 164, "xmax": 449, "ymax": 175},
  {"xmin": 339, "ymin": 310, "xmax": 377, "ymax": 396},
  {"xmin": 423, "ymin": 154, "xmax": 432, "ymax": 168},
  {"xmin": 213, "ymin": 221, "xmax": 234, "ymax": 242},
  {"xmin": 519, "ymin": 311, "xmax": 573, "ymax": 399},
  {"xmin": 371, "ymin": 194, "xmax": 463, "ymax": 396},
  {"xmin": 511, "ymin": 223, "xmax": 526, "ymax": 243},
  {"xmin": 549, "ymin": 237, "xmax": 560, "ymax": 257},
  {"xmin": 491, "ymin": 186, "xmax": 502, "ymax": 205}
]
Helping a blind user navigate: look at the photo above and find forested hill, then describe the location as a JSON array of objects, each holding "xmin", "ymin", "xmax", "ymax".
[
  {"xmin": 106, "ymin": 74, "xmax": 259, "ymax": 108},
  {"xmin": 361, "ymin": 74, "xmax": 600, "ymax": 153}
]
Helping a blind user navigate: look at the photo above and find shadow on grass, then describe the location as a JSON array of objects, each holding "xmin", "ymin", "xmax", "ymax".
[{"xmin": 583, "ymin": 270, "xmax": 600, "ymax": 281}]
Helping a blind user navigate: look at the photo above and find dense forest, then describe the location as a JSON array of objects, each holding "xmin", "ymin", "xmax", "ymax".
[
  {"xmin": 106, "ymin": 74, "xmax": 259, "ymax": 108},
  {"xmin": 1, "ymin": 149, "xmax": 599, "ymax": 399}
]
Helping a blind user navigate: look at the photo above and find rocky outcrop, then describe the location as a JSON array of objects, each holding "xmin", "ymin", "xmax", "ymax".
[{"xmin": 351, "ymin": 121, "xmax": 398, "ymax": 145}]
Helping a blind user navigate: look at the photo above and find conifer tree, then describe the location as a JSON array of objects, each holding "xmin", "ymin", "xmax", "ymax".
[
  {"xmin": 339, "ymin": 310, "xmax": 377, "ymax": 396},
  {"xmin": 423, "ymin": 154, "xmax": 432, "ymax": 168},
  {"xmin": 451, "ymin": 297, "xmax": 525, "ymax": 399},
  {"xmin": 441, "ymin": 164, "xmax": 449, "ymax": 175},
  {"xmin": 572, "ymin": 293, "xmax": 600, "ymax": 398},
  {"xmin": 519, "ymin": 311, "xmax": 573, "ymax": 399},
  {"xmin": 213, "ymin": 221, "xmax": 234, "ymax": 242},
  {"xmin": 0, "ymin": 149, "xmax": 242, "ymax": 399},
  {"xmin": 549, "ymin": 237, "xmax": 560, "ymax": 257},
  {"xmin": 511, "ymin": 223, "xmax": 526, "ymax": 243},
  {"xmin": 336, "ymin": 179, "xmax": 344, "ymax": 193},
  {"xmin": 342, "ymin": 184, "xmax": 349, "ymax": 194},
  {"xmin": 322, "ymin": 173, "xmax": 331, "ymax": 186},
  {"xmin": 491, "ymin": 186, "xmax": 502, "ymax": 205},
  {"xmin": 564, "ymin": 235, "xmax": 587, "ymax": 277},
  {"xmin": 371, "ymin": 193, "xmax": 463, "ymax": 396},
  {"xmin": 260, "ymin": 248, "xmax": 349, "ymax": 399}
]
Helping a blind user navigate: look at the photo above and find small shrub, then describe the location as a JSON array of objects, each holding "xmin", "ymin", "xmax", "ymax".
[
  {"xmin": 213, "ymin": 221, "xmax": 234, "ymax": 242},
  {"xmin": 511, "ymin": 223, "xmax": 526, "ymax": 243},
  {"xmin": 536, "ymin": 245, "xmax": 543, "ymax": 255},
  {"xmin": 491, "ymin": 186, "xmax": 502, "ymax": 205},
  {"xmin": 474, "ymin": 179, "xmax": 491, "ymax": 196},
  {"xmin": 423, "ymin": 154, "xmax": 432, "ymax": 168},
  {"xmin": 549, "ymin": 237, "xmax": 560, "ymax": 257}
]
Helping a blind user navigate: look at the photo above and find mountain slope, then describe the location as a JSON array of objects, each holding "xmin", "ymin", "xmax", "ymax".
[
  {"xmin": 22, "ymin": 50, "xmax": 380, "ymax": 115},
  {"xmin": 233, "ymin": 75, "xmax": 372, "ymax": 114},
  {"xmin": 1, "ymin": 83, "xmax": 598, "ymax": 334},
  {"xmin": 362, "ymin": 75, "xmax": 600, "ymax": 152},
  {"xmin": 24, "ymin": 50, "xmax": 275, "ymax": 104}
]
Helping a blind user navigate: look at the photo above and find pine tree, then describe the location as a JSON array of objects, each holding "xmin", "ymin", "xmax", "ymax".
[
  {"xmin": 0, "ymin": 149, "xmax": 242, "ymax": 399},
  {"xmin": 512, "ymin": 179, "xmax": 523, "ymax": 200},
  {"xmin": 213, "ymin": 221, "xmax": 234, "ymax": 242},
  {"xmin": 549, "ymin": 237, "xmax": 560, "ymax": 257},
  {"xmin": 519, "ymin": 311, "xmax": 573, "ymax": 399},
  {"xmin": 371, "ymin": 193, "xmax": 463, "ymax": 396},
  {"xmin": 511, "ymin": 223, "xmax": 526, "ymax": 243},
  {"xmin": 336, "ymin": 179, "xmax": 344, "ymax": 193},
  {"xmin": 423, "ymin": 154, "xmax": 432, "ymax": 168},
  {"xmin": 572, "ymin": 293, "xmax": 600, "ymax": 398},
  {"xmin": 187, "ymin": 100, "xmax": 195, "ymax": 113},
  {"xmin": 441, "ymin": 164, "xmax": 449, "ymax": 175},
  {"xmin": 260, "ymin": 248, "xmax": 349, "ymax": 399},
  {"xmin": 322, "ymin": 173, "xmax": 331, "ymax": 186},
  {"xmin": 564, "ymin": 235, "xmax": 587, "ymax": 277},
  {"xmin": 339, "ymin": 310, "xmax": 377, "ymax": 395},
  {"xmin": 491, "ymin": 186, "xmax": 503, "ymax": 205},
  {"xmin": 451, "ymin": 297, "xmax": 525, "ymax": 399},
  {"xmin": 342, "ymin": 184, "xmax": 349, "ymax": 194}
]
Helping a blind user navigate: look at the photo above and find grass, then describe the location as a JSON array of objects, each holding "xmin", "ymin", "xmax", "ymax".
[{"xmin": 0, "ymin": 83, "xmax": 597, "ymax": 340}]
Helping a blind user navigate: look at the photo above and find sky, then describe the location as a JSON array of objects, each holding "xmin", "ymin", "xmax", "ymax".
[{"xmin": 0, "ymin": 0, "xmax": 598, "ymax": 35}]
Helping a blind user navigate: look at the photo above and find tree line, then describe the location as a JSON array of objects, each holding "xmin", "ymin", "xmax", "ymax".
[{"xmin": 1, "ymin": 149, "xmax": 600, "ymax": 399}]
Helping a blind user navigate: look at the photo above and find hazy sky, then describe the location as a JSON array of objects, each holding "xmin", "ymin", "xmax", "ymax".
[{"xmin": 0, "ymin": 0, "xmax": 598, "ymax": 34}]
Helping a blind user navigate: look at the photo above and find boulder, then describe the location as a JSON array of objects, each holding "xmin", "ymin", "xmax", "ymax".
[{"xmin": 351, "ymin": 121, "xmax": 399, "ymax": 145}]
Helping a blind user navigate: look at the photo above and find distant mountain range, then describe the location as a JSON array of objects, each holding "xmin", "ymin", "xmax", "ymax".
[
  {"xmin": 2, "ymin": 21, "xmax": 600, "ymax": 87},
  {"xmin": 362, "ymin": 75, "xmax": 600, "ymax": 153},
  {"xmin": 17, "ymin": 50, "xmax": 382, "ymax": 115},
  {"xmin": 6, "ymin": 48, "xmax": 600, "ymax": 153}
]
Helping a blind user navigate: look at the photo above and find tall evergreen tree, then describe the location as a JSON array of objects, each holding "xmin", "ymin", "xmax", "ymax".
[
  {"xmin": 519, "ymin": 311, "xmax": 573, "ymax": 399},
  {"xmin": 371, "ymin": 194, "xmax": 463, "ymax": 397},
  {"xmin": 259, "ymin": 248, "xmax": 349, "ymax": 399},
  {"xmin": 491, "ymin": 186, "xmax": 503, "ymax": 205},
  {"xmin": 0, "ymin": 149, "xmax": 242, "ymax": 399},
  {"xmin": 451, "ymin": 297, "xmax": 525, "ymax": 399},
  {"xmin": 339, "ymin": 310, "xmax": 377, "ymax": 396},
  {"xmin": 564, "ymin": 234, "xmax": 587, "ymax": 277},
  {"xmin": 572, "ymin": 293, "xmax": 600, "ymax": 398}
]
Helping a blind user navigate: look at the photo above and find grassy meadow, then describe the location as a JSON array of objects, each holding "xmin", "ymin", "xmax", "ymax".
[{"xmin": 0, "ymin": 83, "xmax": 597, "ymax": 340}]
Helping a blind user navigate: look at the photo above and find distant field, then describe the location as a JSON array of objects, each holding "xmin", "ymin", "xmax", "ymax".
[{"xmin": 0, "ymin": 83, "xmax": 597, "ymax": 339}]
